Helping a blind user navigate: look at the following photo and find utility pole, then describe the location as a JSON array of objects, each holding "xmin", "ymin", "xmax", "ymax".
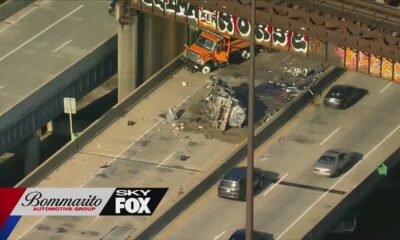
[{"xmin": 246, "ymin": 0, "xmax": 256, "ymax": 240}]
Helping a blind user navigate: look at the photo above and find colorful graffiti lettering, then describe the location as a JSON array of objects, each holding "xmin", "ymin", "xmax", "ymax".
[
  {"xmin": 217, "ymin": 12, "xmax": 235, "ymax": 35},
  {"xmin": 394, "ymin": 62, "xmax": 400, "ymax": 82},
  {"xmin": 290, "ymin": 33, "xmax": 307, "ymax": 53},
  {"xmin": 382, "ymin": 58, "xmax": 393, "ymax": 80},
  {"xmin": 199, "ymin": 8, "xmax": 216, "ymax": 30},
  {"xmin": 236, "ymin": 18, "xmax": 250, "ymax": 36},
  {"xmin": 370, "ymin": 54, "xmax": 381, "ymax": 77},
  {"xmin": 272, "ymin": 27, "xmax": 288, "ymax": 47},
  {"xmin": 358, "ymin": 51, "xmax": 369, "ymax": 74},
  {"xmin": 345, "ymin": 48, "xmax": 357, "ymax": 70},
  {"xmin": 255, "ymin": 24, "xmax": 271, "ymax": 43}
]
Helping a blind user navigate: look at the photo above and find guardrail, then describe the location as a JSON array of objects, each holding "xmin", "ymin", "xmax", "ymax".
[
  {"xmin": 135, "ymin": 66, "xmax": 346, "ymax": 240},
  {"xmin": 16, "ymin": 57, "xmax": 183, "ymax": 187},
  {"xmin": 0, "ymin": 0, "xmax": 35, "ymax": 22}
]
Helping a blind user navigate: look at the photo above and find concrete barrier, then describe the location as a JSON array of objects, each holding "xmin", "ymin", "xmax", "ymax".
[
  {"xmin": 0, "ymin": 0, "xmax": 35, "ymax": 22},
  {"xmin": 16, "ymin": 57, "xmax": 183, "ymax": 187},
  {"xmin": 135, "ymin": 66, "xmax": 346, "ymax": 240}
]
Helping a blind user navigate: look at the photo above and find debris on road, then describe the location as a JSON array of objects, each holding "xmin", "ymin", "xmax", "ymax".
[
  {"xmin": 181, "ymin": 81, "xmax": 189, "ymax": 87},
  {"xmin": 127, "ymin": 120, "xmax": 136, "ymax": 126},
  {"xmin": 167, "ymin": 107, "xmax": 178, "ymax": 121},
  {"xmin": 180, "ymin": 155, "xmax": 190, "ymax": 161}
]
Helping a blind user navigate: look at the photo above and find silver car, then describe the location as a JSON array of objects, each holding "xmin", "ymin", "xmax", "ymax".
[{"xmin": 313, "ymin": 149, "xmax": 352, "ymax": 177}]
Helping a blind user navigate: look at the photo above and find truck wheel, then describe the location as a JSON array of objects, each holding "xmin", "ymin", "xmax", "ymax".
[
  {"xmin": 201, "ymin": 64, "xmax": 212, "ymax": 74},
  {"xmin": 241, "ymin": 49, "xmax": 250, "ymax": 60}
]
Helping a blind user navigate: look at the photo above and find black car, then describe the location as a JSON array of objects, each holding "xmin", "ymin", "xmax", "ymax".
[
  {"xmin": 218, "ymin": 167, "xmax": 263, "ymax": 201},
  {"xmin": 229, "ymin": 229, "xmax": 272, "ymax": 240},
  {"xmin": 324, "ymin": 85, "xmax": 360, "ymax": 109}
]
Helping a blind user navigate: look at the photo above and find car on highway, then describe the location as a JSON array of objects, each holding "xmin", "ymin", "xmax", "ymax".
[
  {"xmin": 313, "ymin": 149, "xmax": 352, "ymax": 177},
  {"xmin": 218, "ymin": 167, "xmax": 263, "ymax": 201},
  {"xmin": 229, "ymin": 229, "xmax": 272, "ymax": 240},
  {"xmin": 324, "ymin": 85, "xmax": 360, "ymax": 109}
]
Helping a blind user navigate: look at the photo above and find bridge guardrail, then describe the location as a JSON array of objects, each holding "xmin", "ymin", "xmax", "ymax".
[
  {"xmin": 135, "ymin": 66, "xmax": 346, "ymax": 240},
  {"xmin": 16, "ymin": 56, "xmax": 183, "ymax": 187},
  {"xmin": 0, "ymin": 0, "xmax": 35, "ymax": 22}
]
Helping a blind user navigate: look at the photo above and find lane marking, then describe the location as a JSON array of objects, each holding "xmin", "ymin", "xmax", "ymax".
[
  {"xmin": 319, "ymin": 127, "xmax": 341, "ymax": 146},
  {"xmin": 379, "ymin": 82, "xmax": 393, "ymax": 94},
  {"xmin": 276, "ymin": 124, "xmax": 400, "ymax": 240},
  {"xmin": 213, "ymin": 231, "xmax": 226, "ymax": 240},
  {"xmin": 16, "ymin": 82, "xmax": 205, "ymax": 239},
  {"xmin": 80, "ymin": 82, "xmax": 204, "ymax": 187},
  {"xmin": 263, "ymin": 173, "xmax": 289, "ymax": 196},
  {"xmin": 363, "ymin": 125, "xmax": 400, "ymax": 159},
  {"xmin": 158, "ymin": 152, "xmax": 175, "ymax": 167},
  {"xmin": 52, "ymin": 39, "xmax": 72, "ymax": 53},
  {"xmin": 79, "ymin": 119, "xmax": 163, "ymax": 188},
  {"xmin": 16, "ymin": 216, "xmax": 45, "ymax": 240},
  {"xmin": 259, "ymin": 155, "xmax": 268, "ymax": 161},
  {"xmin": 0, "ymin": 5, "xmax": 83, "ymax": 62}
]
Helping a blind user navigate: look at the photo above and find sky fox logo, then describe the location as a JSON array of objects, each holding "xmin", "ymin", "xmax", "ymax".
[
  {"xmin": 115, "ymin": 190, "xmax": 151, "ymax": 214},
  {"xmin": 100, "ymin": 188, "xmax": 167, "ymax": 216}
]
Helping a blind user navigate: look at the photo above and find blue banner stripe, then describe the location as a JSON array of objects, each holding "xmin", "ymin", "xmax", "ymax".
[{"xmin": 0, "ymin": 216, "xmax": 21, "ymax": 240}]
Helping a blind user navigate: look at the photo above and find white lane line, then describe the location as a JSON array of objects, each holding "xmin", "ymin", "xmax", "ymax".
[
  {"xmin": 80, "ymin": 83, "xmax": 204, "ymax": 187},
  {"xmin": 379, "ymin": 82, "xmax": 393, "ymax": 94},
  {"xmin": 16, "ymin": 216, "xmax": 46, "ymax": 240},
  {"xmin": 0, "ymin": 5, "xmax": 84, "ymax": 62},
  {"xmin": 276, "ymin": 124, "xmax": 400, "ymax": 240},
  {"xmin": 79, "ymin": 119, "xmax": 163, "ymax": 188},
  {"xmin": 17, "ymin": 71, "xmax": 204, "ymax": 240},
  {"xmin": 213, "ymin": 231, "xmax": 226, "ymax": 240},
  {"xmin": 319, "ymin": 127, "xmax": 341, "ymax": 146},
  {"xmin": 259, "ymin": 155, "xmax": 268, "ymax": 161},
  {"xmin": 263, "ymin": 173, "xmax": 289, "ymax": 196},
  {"xmin": 52, "ymin": 39, "xmax": 72, "ymax": 53},
  {"xmin": 363, "ymin": 125, "xmax": 400, "ymax": 159},
  {"xmin": 158, "ymin": 152, "xmax": 175, "ymax": 167}
]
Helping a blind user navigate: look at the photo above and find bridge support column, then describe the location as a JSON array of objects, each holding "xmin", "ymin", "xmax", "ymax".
[
  {"xmin": 16, "ymin": 133, "xmax": 40, "ymax": 175},
  {"xmin": 116, "ymin": 3, "xmax": 138, "ymax": 103}
]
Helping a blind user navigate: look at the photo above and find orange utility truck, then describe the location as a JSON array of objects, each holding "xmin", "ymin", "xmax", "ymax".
[{"xmin": 181, "ymin": 30, "xmax": 251, "ymax": 74}]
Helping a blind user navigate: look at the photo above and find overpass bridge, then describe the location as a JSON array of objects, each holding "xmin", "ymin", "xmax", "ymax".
[
  {"xmin": 0, "ymin": 0, "xmax": 186, "ymax": 176},
  {"xmin": 5, "ymin": 0, "xmax": 400, "ymax": 239},
  {"xmin": 128, "ymin": 0, "xmax": 400, "ymax": 82},
  {"xmin": 0, "ymin": 0, "xmax": 117, "ymax": 173},
  {"xmin": 11, "ymin": 52, "xmax": 400, "ymax": 240}
]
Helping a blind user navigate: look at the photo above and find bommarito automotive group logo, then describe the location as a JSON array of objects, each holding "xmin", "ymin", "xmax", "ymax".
[
  {"xmin": 7, "ymin": 188, "xmax": 167, "ymax": 216},
  {"xmin": 0, "ymin": 188, "xmax": 167, "ymax": 239}
]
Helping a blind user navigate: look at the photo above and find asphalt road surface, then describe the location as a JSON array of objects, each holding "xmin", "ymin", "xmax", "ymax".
[
  {"xmin": 0, "ymin": 0, "xmax": 115, "ymax": 115},
  {"xmin": 11, "ymin": 50, "xmax": 324, "ymax": 240},
  {"xmin": 156, "ymin": 72, "xmax": 400, "ymax": 240}
]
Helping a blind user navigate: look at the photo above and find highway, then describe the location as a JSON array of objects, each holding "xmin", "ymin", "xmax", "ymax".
[
  {"xmin": 156, "ymin": 72, "xmax": 400, "ymax": 240},
  {"xmin": 0, "ymin": 0, "xmax": 115, "ymax": 120},
  {"xmin": 10, "ymin": 50, "xmax": 325, "ymax": 239}
]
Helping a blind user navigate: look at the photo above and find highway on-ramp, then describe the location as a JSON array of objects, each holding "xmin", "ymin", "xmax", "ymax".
[{"xmin": 156, "ymin": 72, "xmax": 400, "ymax": 240}]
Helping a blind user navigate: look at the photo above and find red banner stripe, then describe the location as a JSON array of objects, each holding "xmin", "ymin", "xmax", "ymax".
[{"xmin": 0, "ymin": 188, "xmax": 26, "ymax": 229}]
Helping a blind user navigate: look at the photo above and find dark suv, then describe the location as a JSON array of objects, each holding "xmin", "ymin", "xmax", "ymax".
[
  {"xmin": 218, "ymin": 167, "xmax": 263, "ymax": 201},
  {"xmin": 324, "ymin": 85, "xmax": 360, "ymax": 109},
  {"xmin": 229, "ymin": 229, "xmax": 271, "ymax": 240}
]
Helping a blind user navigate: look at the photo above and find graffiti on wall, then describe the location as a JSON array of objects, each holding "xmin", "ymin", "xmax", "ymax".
[
  {"xmin": 395, "ymin": 62, "xmax": 400, "ymax": 82},
  {"xmin": 358, "ymin": 51, "xmax": 369, "ymax": 74},
  {"xmin": 345, "ymin": 48, "xmax": 357, "ymax": 70},
  {"xmin": 140, "ymin": 0, "xmax": 397, "ymax": 82},
  {"xmin": 382, "ymin": 58, "xmax": 393, "ymax": 80}
]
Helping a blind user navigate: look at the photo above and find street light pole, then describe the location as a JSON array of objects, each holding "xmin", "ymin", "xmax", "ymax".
[{"xmin": 246, "ymin": 0, "xmax": 256, "ymax": 240}]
